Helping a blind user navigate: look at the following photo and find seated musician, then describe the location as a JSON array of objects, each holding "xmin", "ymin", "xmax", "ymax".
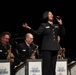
[
  {"xmin": 0, "ymin": 32, "xmax": 20, "ymax": 75},
  {"xmin": 17, "ymin": 33, "xmax": 39, "ymax": 62},
  {"xmin": 57, "ymin": 35, "xmax": 65, "ymax": 59}
]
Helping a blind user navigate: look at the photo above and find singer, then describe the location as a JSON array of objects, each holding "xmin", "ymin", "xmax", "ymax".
[{"xmin": 22, "ymin": 10, "xmax": 65, "ymax": 75}]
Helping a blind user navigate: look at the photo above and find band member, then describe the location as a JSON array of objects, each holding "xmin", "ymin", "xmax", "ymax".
[
  {"xmin": 0, "ymin": 32, "xmax": 20, "ymax": 75},
  {"xmin": 57, "ymin": 35, "xmax": 65, "ymax": 59},
  {"xmin": 17, "ymin": 33, "xmax": 39, "ymax": 62},
  {"xmin": 0, "ymin": 32, "xmax": 14, "ymax": 60}
]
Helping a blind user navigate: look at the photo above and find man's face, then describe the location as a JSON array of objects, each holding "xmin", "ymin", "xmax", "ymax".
[
  {"xmin": 26, "ymin": 35, "xmax": 33, "ymax": 44},
  {"xmin": 28, "ymin": 37, "xmax": 33, "ymax": 44},
  {"xmin": 1, "ymin": 35, "xmax": 10, "ymax": 45},
  {"xmin": 58, "ymin": 36, "xmax": 60, "ymax": 43}
]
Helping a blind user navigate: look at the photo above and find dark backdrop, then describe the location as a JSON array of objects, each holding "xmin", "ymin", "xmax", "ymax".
[{"xmin": 0, "ymin": 1, "xmax": 76, "ymax": 60}]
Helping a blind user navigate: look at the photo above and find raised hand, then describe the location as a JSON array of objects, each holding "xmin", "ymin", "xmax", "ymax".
[
  {"xmin": 22, "ymin": 23, "xmax": 31, "ymax": 29},
  {"xmin": 56, "ymin": 16, "xmax": 62, "ymax": 25}
]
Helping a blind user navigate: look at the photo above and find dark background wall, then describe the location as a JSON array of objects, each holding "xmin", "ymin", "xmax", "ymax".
[{"xmin": 0, "ymin": 1, "xmax": 76, "ymax": 60}]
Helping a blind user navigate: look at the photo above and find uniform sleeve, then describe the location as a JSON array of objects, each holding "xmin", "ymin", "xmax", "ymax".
[
  {"xmin": 58, "ymin": 24, "xmax": 65, "ymax": 36},
  {"xmin": 29, "ymin": 23, "xmax": 45, "ymax": 35}
]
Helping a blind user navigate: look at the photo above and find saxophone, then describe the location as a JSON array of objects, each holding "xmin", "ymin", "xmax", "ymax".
[
  {"xmin": 57, "ymin": 47, "xmax": 65, "ymax": 59},
  {"xmin": 30, "ymin": 44, "xmax": 38, "ymax": 59},
  {"xmin": 7, "ymin": 44, "xmax": 15, "ymax": 62}
]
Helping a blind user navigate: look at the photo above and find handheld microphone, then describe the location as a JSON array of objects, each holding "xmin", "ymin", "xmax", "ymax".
[
  {"xmin": 55, "ymin": 16, "xmax": 61, "ymax": 20},
  {"xmin": 53, "ymin": 16, "xmax": 61, "ymax": 20}
]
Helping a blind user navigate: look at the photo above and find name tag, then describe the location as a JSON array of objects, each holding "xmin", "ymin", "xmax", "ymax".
[
  {"xmin": 0, "ymin": 50, "xmax": 2, "ymax": 52},
  {"xmin": 22, "ymin": 49, "xmax": 26, "ymax": 52},
  {"xmin": 54, "ymin": 26, "xmax": 59, "ymax": 28},
  {"xmin": 46, "ymin": 26, "xmax": 50, "ymax": 28}
]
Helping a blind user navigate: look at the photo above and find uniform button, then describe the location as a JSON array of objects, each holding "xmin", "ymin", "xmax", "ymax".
[
  {"xmin": 53, "ymin": 39, "xmax": 55, "ymax": 41},
  {"xmin": 53, "ymin": 32, "xmax": 55, "ymax": 34},
  {"xmin": 52, "ymin": 29, "xmax": 54, "ymax": 30},
  {"xmin": 53, "ymin": 35, "xmax": 55, "ymax": 37}
]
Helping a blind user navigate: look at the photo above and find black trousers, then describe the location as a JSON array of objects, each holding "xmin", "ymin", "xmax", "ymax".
[{"xmin": 40, "ymin": 50, "xmax": 58, "ymax": 75}]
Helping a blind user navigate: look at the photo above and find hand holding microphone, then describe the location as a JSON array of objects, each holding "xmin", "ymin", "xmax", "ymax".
[
  {"xmin": 55, "ymin": 16, "xmax": 61, "ymax": 20},
  {"xmin": 55, "ymin": 16, "xmax": 62, "ymax": 25}
]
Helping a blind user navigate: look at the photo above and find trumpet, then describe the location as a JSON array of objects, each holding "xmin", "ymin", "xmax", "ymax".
[{"xmin": 7, "ymin": 44, "xmax": 15, "ymax": 62}]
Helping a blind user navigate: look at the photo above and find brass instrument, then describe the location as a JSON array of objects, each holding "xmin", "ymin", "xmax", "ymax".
[
  {"xmin": 7, "ymin": 44, "xmax": 15, "ymax": 62},
  {"xmin": 30, "ymin": 44, "xmax": 38, "ymax": 59},
  {"xmin": 57, "ymin": 47, "xmax": 65, "ymax": 59}
]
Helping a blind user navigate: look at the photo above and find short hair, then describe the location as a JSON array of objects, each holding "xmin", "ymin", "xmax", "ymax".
[
  {"xmin": 0, "ymin": 32, "xmax": 11, "ymax": 38},
  {"xmin": 25, "ymin": 33, "xmax": 33, "ymax": 38}
]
